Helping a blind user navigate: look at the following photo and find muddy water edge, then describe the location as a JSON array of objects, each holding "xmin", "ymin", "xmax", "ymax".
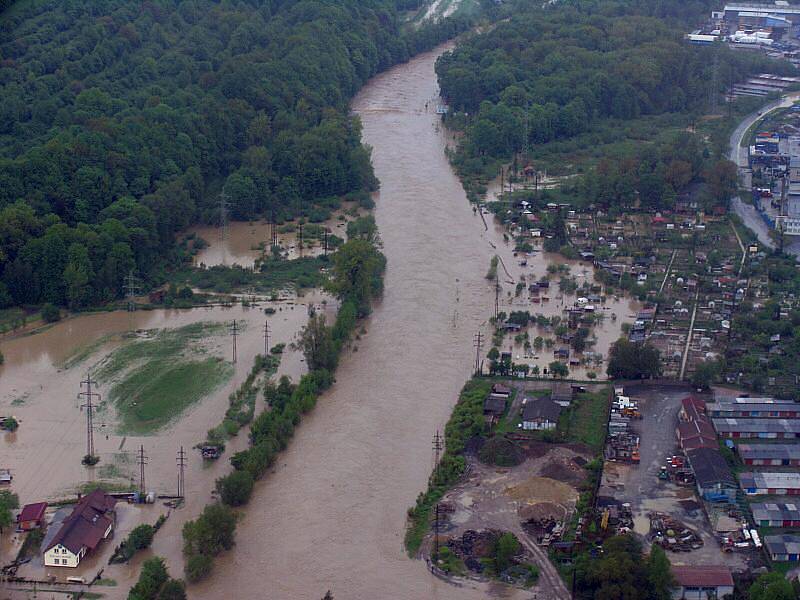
[{"xmin": 196, "ymin": 45, "xmax": 533, "ymax": 600}]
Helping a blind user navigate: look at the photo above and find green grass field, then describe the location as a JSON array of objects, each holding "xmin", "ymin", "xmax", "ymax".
[
  {"xmin": 94, "ymin": 322, "xmax": 235, "ymax": 434},
  {"xmin": 561, "ymin": 390, "xmax": 610, "ymax": 453}
]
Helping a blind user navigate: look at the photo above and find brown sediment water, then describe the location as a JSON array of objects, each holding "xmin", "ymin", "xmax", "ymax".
[{"xmin": 195, "ymin": 45, "xmax": 562, "ymax": 600}]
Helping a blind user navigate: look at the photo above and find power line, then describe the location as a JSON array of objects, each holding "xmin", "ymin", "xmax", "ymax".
[
  {"xmin": 263, "ymin": 319, "xmax": 270, "ymax": 356},
  {"xmin": 230, "ymin": 319, "xmax": 239, "ymax": 363},
  {"xmin": 432, "ymin": 430, "xmax": 444, "ymax": 562},
  {"xmin": 137, "ymin": 444, "xmax": 148, "ymax": 496},
  {"xmin": 79, "ymin": 373, "xmax": 101, "ymax": 465},
  {"xmin": 177, "ymin": 446, "xmax": 187, "ymax": 498},
  {"xmin": 494, "ymin": 271, "xmax": 501, "ymax": 321}
]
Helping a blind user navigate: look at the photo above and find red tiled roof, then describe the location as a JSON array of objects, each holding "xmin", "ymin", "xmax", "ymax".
[
  {"xmin": 46, "ymin": 490, "xmax": 115, "ymax": 555},
  {"xmin": 681, "ymin": 395, "xmax": 706, "ymax": 416},
  {"xmin": 18, "ymin": 502, "xmax": 47, "ymax": 523},
  {"xmin": 672, "ymin": 565, "xmax": 733, "ymax": 587}
]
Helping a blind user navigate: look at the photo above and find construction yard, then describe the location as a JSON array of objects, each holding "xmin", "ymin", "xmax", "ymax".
[{"xmin": 598, "ymin": 384, "xmax": 748, "ymax": 570}]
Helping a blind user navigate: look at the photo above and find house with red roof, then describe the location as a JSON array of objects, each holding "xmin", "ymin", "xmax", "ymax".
[
  {"xmin": 44, "ymin": 490, "xmax": 116, "ymax": 568},
  {"xmin": 671, "ymin": 565, "xmax": 733, "ymax": 599},
  {"xmin": 17, "ymin": 502, "xmax": 47, "ymax": 531}
]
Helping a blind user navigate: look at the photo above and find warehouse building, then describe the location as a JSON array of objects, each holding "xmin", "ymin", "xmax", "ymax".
[
  {"xmin": 712, "ymin": 417, "xmax": 800, "ymax": 439},
  {"xmin": 740, "ymin": 471, "xmax": 800, "ymax": 495},
  {"xmin": 706, "ymin": 401, "xmax": 800, "ymax": 418},
  {"xmin": 765, "ymin": 534, "xmax": 800, "ymax": 561},
  {"xmin": 752, "ymin": 502, "xmax": 800, "ymax": 527},
  {"xmin": 737, "ymin": 443, "xmax": 800, "ymax": 465},
  {"xmin": 686, "ymin": 447, "xmax": 738, "ymax": 501}
]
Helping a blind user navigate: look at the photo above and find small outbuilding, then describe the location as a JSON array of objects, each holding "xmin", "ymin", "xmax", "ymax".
[
  {"xmin": 522, "ymin": 398, "xmax": 562, "ymax": 431},
  {"xmin": 17, "ymin": 502, "xmax": 47, "ymax": 531},
  {"xmin": 670, "ymin": 565, "xmax": 734, "ymax": 600}
]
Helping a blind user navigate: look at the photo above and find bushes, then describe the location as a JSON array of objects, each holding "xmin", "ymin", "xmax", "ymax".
[
  {"xmin": 41, "ymin": 303, "xmax": 60, "ymax": 323},
  {"xmin": 182, "ymin": 503, "xmax": 236, "ymax": 583},
  {"xmin": 215, "ymin": 471, "xmax": 254, "ymax": 507},
  {"xmin": 128, "ymin": 557, "xmax": 185, "ymax": 600}
]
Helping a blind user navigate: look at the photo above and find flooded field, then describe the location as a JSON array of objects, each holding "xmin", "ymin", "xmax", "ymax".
[{"xmin": 0, "ymin": 297, "xmax": 322, "ymax": 593}]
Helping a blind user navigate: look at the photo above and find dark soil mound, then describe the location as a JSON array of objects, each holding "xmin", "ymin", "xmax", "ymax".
[{"xmin": 479, "ymin": 435, "xmax": 525, "ymax": 467}]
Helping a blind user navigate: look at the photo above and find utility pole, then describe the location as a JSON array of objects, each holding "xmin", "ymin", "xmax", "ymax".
[
  {"xmin": 323, "ymin": 228, "xmax": 329, "ymax": 257},
  {"xmin": 263, "ymin": 319, "xmax": 270, "ymax": 356},
  {"xmin": 176, "ymin": 446, "xmax": 186, "ymax": 498},
  {"xmin": 220, "ymin": 188, "xmax": 228, "ymax": 265},
  {"xmin": 137, "ymin": 445, "xmax": 148, "ymax": 496},
  {"xmin": 271, "ymin": 210, "xmax": 278, "ymax": 249},
  {"xmin": 473, "ymin": 331, "xmax": 483, "ymax": 374},
  {"xmin": 230, "ymin": 319, "xmax": 239, "ymax": 363},
  {"xmin": 124, "ymin": 271, "xmax": 141, "ymax": 312},
  {"xmin": 298, "ymin": 222, "xmax": 304, "ymax": 258},
  {"xmin": 494, "ymin": 271, "xmax": 501, "ymax": 321},
  {"xmin": 79, "ymin": 372, "xmax": 100, "ymax": 465},
  {"xmin": 432, "ymin": 430, "xmax": 443, "ymax": 480}
]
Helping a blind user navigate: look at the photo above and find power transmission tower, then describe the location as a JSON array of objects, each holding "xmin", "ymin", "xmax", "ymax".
[
  {"xmin": 270, "ymin": 210, "xmax": 278, "ymax": 248},
  {"xmin": 124, "ymin": 271, "xmax": 142, "ymax": 312},
  {"xmin": 230, "ymin": 319, "xmax": 239, "ymax": 363},
  {"xmin": 473, "ymin": 331, "xmax": 483, "ymax": 374},
  {"xmin": 263, "ymin": 319, "xmax": 270, "ymax": 355},
  {"xmin": 79, "ymin": 372, "xmax": 100, "ymax": 465},
  {"xmin": 137, "ymin": 445, "xmax": 148, "ymax": 496},
  {"xmin": 432, "ymin": 431, "xmax": 444, "ymax": 561},
  {"xmin": 176, "ymin": 446, "xmax": 186, "ymax": 498}
]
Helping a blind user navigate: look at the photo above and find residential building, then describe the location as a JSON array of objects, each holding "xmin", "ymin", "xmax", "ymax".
[
  {"xmin": 670, "ymin": 565, "xmax": 734, "ymax": 600},
  {"xmin": 43, "ymin": 490, "xmax": 116, "ymax": 568},
  {"xmin": 740, "ymin": 471, "xmax": 800, "ymax": 495},
  {"xmin": 686, "ymin": 447, "xmax": 737, "ymax": 501},
  {"xmin": 737, "ymin": 443, "xmax": 800, "ymax": 466},
  {"xmin": 765, "ymin": 534, "xmax": 800, "ymax": 561},
  {"xmin": 521, "ymin": 398, "xmax": 562, "ymax": 431},
  {"xmin": 712, "ymin": 417, "xmax": 800, "ymax": 439},
  {"xmin": 752, "ymin": 502, "xmax": 800, "ymax": 527},
  {"xmin": 551, "ymin": 382, "xmax": 574, "ymax": 407},
  {"xmin": 17, "ymin": 502, "xmax": 47, "ymax": 531},
  {"xmin": 483, "ymin": 395, "xmax": 506, "ymax": 419}
]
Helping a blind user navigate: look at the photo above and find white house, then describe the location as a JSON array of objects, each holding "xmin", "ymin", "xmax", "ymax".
[
  {"xmin": 44, "ymin": 490, "xmax": 116, "ymax": 568},
  {"xmin": 671, "ymin": 565, "xmax": 734, "ymax": 600}
]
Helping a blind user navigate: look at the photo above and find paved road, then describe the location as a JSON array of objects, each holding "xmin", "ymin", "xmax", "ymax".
[{"xmin": 727, "ymin": 92, "xmax": 800, "ymax": 257}]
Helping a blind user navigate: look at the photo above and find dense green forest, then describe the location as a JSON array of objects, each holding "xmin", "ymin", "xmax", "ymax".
[
  {"xmin": 436, "ymin": 0, "xmax": 792, "ymax": 205},
  {"xmin": 0, "ymin": 0, "xmax": 473, "ymax": 309}
]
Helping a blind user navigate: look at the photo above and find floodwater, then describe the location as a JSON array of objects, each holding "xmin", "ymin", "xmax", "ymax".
[
  {"xmin": 0, "ymin": 298, "xmax": 319, "ymax": 593},
  {"xmin": 197, "ymin": 45, "xmax": 570, "ymax": 600},
  {"xmin": 0, "ymin": 44, "xmax": 634, "ymax": 599}
]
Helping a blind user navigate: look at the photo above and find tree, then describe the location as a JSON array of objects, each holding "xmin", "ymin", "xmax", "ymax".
[
  {"xmin": 127, "ymin": 524, "xmax": 155, "ymax": 552},
  {"xmin": 749, "ymin": 572, "xmax": 796, "ymax": 600},
  {"xmin": 216, "ymin": 470, "xmax": 254, "ymax": 507},
  {"xmin": 328, "ymin": 239, "xmax": 385, "ymax": 317},
  {"xmin": 183, "ymin": 503, "xmax": 236, "ymax": 559},
  {"xmin": 128, "ymin": 557, "xmax": 168, "ymax": 600},
  {"xmin": 41, "ymin": 303, "xmax": 60, "ymax": 323},
  {"xmin": 607, "ymin": 338, "xmax": 661, "ymax": 379},
  {"xmin": 295, "ymin": 313, "xmax": 337, "ymax": 372},
  {"xmin": 646, "ymin": 546, "xmax": 674, "ymax": 600},
  {"xmin": 155, "ymin": 579, "xmax": 187, "ymax": 600},
  {"xmin": 549, "ymin": 361, "xmax": 569, "ymax": 378},
  {"xmin": 705, "ymin": 159, "xmax": 738, "ymax": 208},
  {"xmin": 493, "ymin": 532, "xmax": 521, "ymax": 573},
  {"xmin": 691, "ymin": 359, "xmax": 720, "ymax": 390},
  {"xmin": 0, "ymin": 490, "xmax": 19, "ymax": 533}
]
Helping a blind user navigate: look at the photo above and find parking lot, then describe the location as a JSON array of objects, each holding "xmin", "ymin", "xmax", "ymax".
[{"xmin": 599, "ymin": 384, "xmax": 748, "ymax": 569}]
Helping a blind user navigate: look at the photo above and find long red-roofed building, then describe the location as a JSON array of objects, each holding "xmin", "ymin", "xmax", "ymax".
[{"xmin": 43, "ymin": 489, "xmax": 116, "ymax": 568}]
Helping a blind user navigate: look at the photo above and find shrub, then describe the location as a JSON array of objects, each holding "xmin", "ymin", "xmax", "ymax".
[
  {"xmin": 41, "ymin": 303, "xmax": 60, "ymax": 323},
  {"xmin": 216, "ymin": 471, "xmax": 254, "ymax": 506}
]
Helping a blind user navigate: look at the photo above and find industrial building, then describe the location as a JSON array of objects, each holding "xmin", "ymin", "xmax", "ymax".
[
  {"xmin": 723, "ymin": 2, "xmax": 800, "ymax": 25},
  {"xmin": 706, "ymin": 400, "xmax": 800, "ymax": 418},
  {"xmin": 670, "ymin": 566, "xmax": 735, "ymax": 600},
  {"xmin": 737, "ymin": 443, "xmax": 800, "ymax": 465},
  {"xmin": 712, "ymin": 417, "xmax": 800, "ymax": 438},
  {"xmin": 740, "ymin": 471, "xmax": 800, "ymax": 495},
  {"xmin": 751, "ymin": 502, "xmax": 800, "ymax": 527},
  {"xmin": 765, "ymin": 534, "xmax": 800, "ymax": 561},
  {"xmin": 686, "ymin": 447, "xmax": 738, "ymax": 501}
]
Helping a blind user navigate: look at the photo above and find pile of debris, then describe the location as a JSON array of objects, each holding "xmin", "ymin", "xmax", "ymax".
[
  {"xmin": 519, "ymin": 502, "xmax": 567, "ymax": 545},
  {"xmin": 606, "ymin": 432, "xmax": 640, "ymax": 463},
  {"xmin": 649, "ymin": 512, "xmax": 704, "ymax": 552},
  {"xmin": 446, "ymin": 529, "xmax": 503, "ymax": 573},
  {"xmin": 658, "ymin": 455, "xmax": 695, "ymax": 485}
]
